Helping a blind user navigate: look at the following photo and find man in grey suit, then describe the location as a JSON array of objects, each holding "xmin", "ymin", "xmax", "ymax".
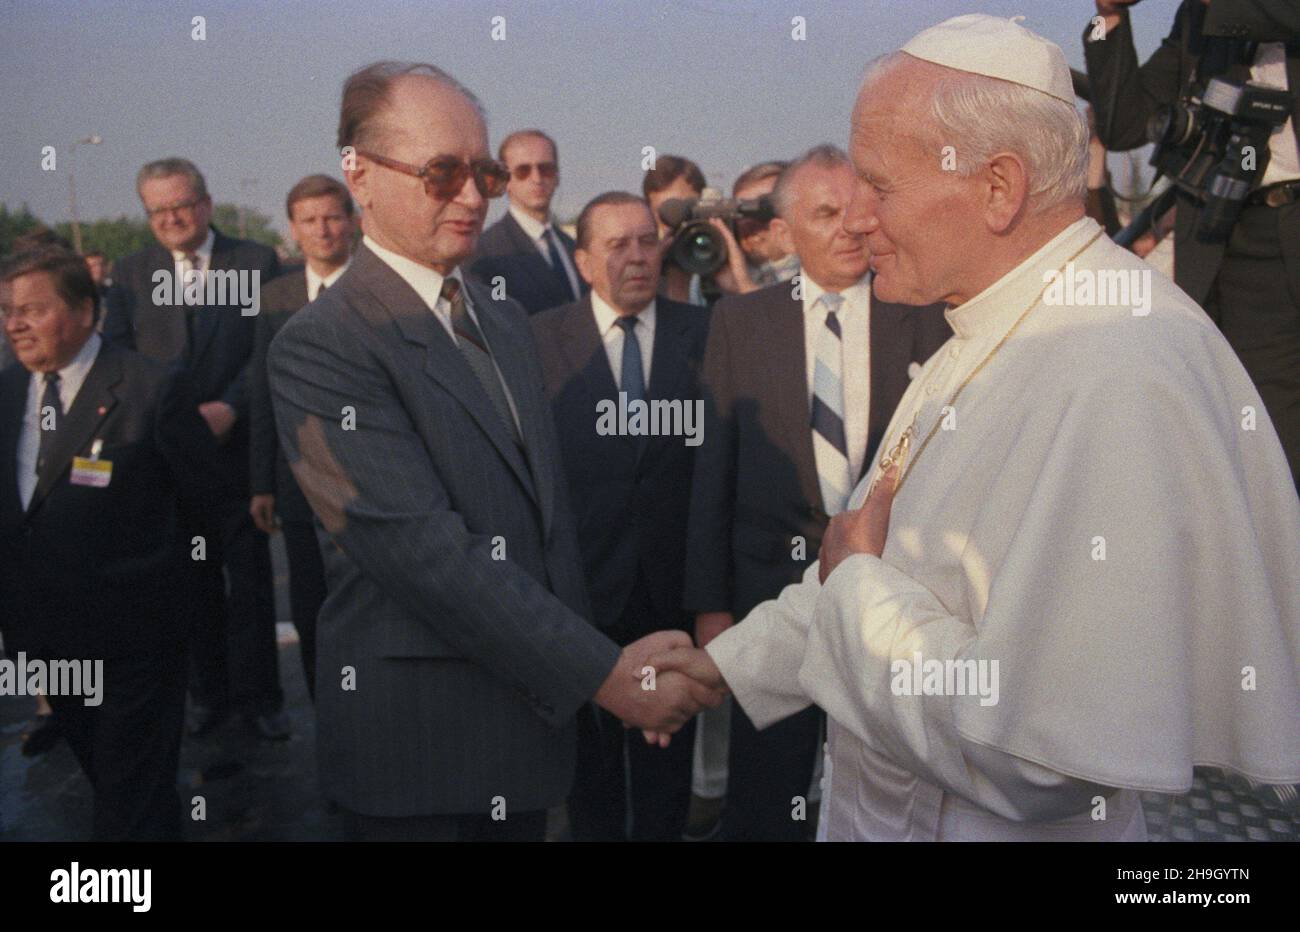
[{"xmin": 268, "ymin": 61, "xmax": 721, "ymax": 841}]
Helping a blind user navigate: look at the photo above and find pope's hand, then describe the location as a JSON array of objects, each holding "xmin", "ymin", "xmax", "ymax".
[{"xmin": 818, "ymin": 464, "xmax": 898, "ymax": 584}]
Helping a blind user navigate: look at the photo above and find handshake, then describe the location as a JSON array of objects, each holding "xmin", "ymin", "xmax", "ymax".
[{"xmin": 593, "ymin": 629, "xmax": 729, "ymax": 747}]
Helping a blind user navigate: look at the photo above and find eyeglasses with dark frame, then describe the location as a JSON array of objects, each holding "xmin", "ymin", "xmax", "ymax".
[
  {"xmin": 356, "ymin": 149, "xmax": 510, "ymax": 200},
  {"xmin": 509, "ymin": 162, "xmax": 558, "ymax": 182},
  {"xmin": 145, "ymin": 197, "xmax": 207, "ymax": 220}
]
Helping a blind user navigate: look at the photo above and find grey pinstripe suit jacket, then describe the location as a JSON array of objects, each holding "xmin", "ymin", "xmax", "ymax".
[{"xmin": 268, "ymin": 244, "xmax": 620, "ymax": 817}]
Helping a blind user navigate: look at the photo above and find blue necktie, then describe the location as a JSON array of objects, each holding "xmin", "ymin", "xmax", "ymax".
[
  {"xmin": 545, "ymin": 229, "xmax": 577, "ymax": 302},
  {"xmin": 811, "ymin": 292, "xmax": 851, "ymax": 515},
  {"xmin": 615, "ymin": 316, "xmax": 645, "ymax": 404}
]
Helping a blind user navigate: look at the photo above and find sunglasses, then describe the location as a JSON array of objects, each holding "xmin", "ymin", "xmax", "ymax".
[
  {"xmin": 510, "ymin": 161, "xmax": 558, "ymax": 182},
  {"xmin": 357, "ymin": 149, "xmax": 510, "ymax": 199}
]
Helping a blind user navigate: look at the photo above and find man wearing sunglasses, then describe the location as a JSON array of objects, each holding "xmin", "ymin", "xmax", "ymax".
[
  {"xmin": 470, "ymin": 129, "xmax": 585, "ymax": 316},
  {"xmin": 267, "ymin": 62, "xmax": 722, "ymax": 842}
]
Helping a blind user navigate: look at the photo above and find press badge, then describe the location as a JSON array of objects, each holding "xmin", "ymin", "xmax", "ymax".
[{"xmin": 70, "ymin": 439, "xmax": 111, "ymax": 488}]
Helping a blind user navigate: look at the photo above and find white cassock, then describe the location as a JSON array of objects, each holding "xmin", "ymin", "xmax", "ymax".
[{"xmin": 706, "ymin": 216, "xmax": 1300, "ymax": 841}]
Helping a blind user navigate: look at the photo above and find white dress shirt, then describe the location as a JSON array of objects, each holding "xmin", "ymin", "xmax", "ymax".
[
  {"xmin": 305, "ymin": 260, "xmax": 349, "ymax": 301},
  {"xmin": 1252, "ymin": 43, "xmax": 1300, "ymax": 187},
  {"xmin": 801, "ymin": 274, "xmax": 872, "ymax": 483},
  {"xmin": 362, "ymin": 235, "xmax": 521, "ymax": 430},
  {"xmin": 171, "ymin": 227, "xmax": 214, "ymax": 288},
  {"xmin": 590, "ymin": 292, "xmax": 655, "ymax": 389},
  {"xmin": 17, "ymin": 332, "xmax": 102, "ymax": 509},
  {"xmin": 508, "ymin": 204, "xmax": 582, "ymax": 299}
]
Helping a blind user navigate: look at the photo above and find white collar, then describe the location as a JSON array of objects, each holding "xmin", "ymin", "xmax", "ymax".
[
  {"xmin": 945, "ymin": 217, "xmax": 1101, "ymax": 341},
  {"xmin": 801, "ymin": 273, "xmax": 872, "ymax": 315},
  {"xmin": 591, "ymin": 290, "xmax": 655, "ymax": 338},
  {"xmin": 170, "ymin": 227, "xmax": 215, "ymax": 263},
  {"xmin": 509, "ymin": 203, "xmax": 552, "ymax": 242},
  {"xmin": 306, "ymin": 259, "xmax": 350, "ymax": 297},
  {"xmin": 363, "ymin": 234, "xmax": 462, "ymax": 313},
  {"xmin": 32, "ymin": 331, "xmax": 101, "ymax": 395}
]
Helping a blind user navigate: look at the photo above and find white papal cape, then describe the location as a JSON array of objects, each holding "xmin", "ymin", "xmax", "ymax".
[{"xmin": 707, "ymin": 217, "xmax": 1300, "ymax": 841}]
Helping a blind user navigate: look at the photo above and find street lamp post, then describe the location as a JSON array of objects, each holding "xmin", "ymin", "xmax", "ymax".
[{"xmin": 67, "ymin": 134, "xmax": 103, "ymax": 254}]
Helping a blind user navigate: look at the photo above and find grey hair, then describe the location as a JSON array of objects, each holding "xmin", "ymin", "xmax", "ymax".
[
  {"xmin": 771, "ymin": 144, "xmax": 851, "ymax": 218},
  {"xmin": 136, "ymin": 158, "xmax": 209, "ymax": 200},
  {"xmin": 863, "ymin": 51, "xmax": 1088, "ymax": 213}
]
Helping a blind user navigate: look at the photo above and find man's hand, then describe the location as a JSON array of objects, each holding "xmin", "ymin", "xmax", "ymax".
[
  {"xmin": 198, "ymin": 400, "xmax": 236, "ymax": 443},
  {"xmin": 818, "ymin": 464, "xmax": 898, "ymax": 584},
  {"xmin": 639, "ymin": 643, "xmax": 730, "ymax": 748},
  {"xmin": 695, "ymin": 611, "xmax": 734, "ymax": 648},
  {"xmin": 250, "ymin": 494, "xmax": 277, "ymax": 535},
  {"xmin": 708, "ymin": 218, "xmax": 758, "ymax": 295},
  {"xmin": 593, "ymin": 630, "xmax": 725, "ymax": 737}
]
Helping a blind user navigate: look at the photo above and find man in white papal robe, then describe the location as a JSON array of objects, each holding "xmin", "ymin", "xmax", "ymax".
[{"xmin": 648, "ymin": 15, "xmax": 1300, "ymax": 842}]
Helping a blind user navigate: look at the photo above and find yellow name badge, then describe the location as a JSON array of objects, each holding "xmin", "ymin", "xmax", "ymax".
[{"xmin": 70, "ymin": 457, "xmax": 112, "ymax": 488}]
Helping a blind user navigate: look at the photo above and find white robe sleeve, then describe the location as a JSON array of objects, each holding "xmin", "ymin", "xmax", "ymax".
[
  {"xmin": 799, "ymin": 554, "xmax": 1121, "ymax": 823},
  {"xmin": 705, "ymin": 563, "xmax": 822, "ymax": 728}
]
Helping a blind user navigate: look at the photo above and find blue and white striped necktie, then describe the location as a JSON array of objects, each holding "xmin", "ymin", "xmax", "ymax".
[{"xmin": 811, "ymin": 291, "xmax": 851, "ymax": 516}]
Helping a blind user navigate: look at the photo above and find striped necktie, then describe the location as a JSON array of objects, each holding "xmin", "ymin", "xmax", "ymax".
[
  {"xmin": 811, "ymin": 292, "xmax": 851, "ymax": 516},
  {"xmin": 442, "ymin": 277, "xmax": 522, "ymax": 446}
]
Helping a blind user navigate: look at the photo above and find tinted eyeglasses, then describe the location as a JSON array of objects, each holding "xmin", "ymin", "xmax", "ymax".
[
  {"xmin": 357, "ymin": 150, "xmax": 510, "ymax": 200},
  {"xmin": 509, "ymin": 161, "xmax": 558, "ymax": 182}
]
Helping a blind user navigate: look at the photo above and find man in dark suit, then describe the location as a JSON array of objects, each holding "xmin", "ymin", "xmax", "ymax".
[
  {"xmin": 268, "ymin": 61, "xmax": 721, "ymax": 842},
  {"xmin": 0, "ymin": 246, "xmax": 226, "ymax": 840},
  {"xmin": 532, "ymin": 192, "xmax": 710, "ymax": 841},
  {"xmin": 469, "ymin": 129, "xmax": 585, "ymax": 314},
  {"xmin": 102, "ymin": 158, "xmax": 288, "ymax": 739},
  {"xmin": 1085, "ymin": 0, "xmax": 1300, "ymax": 486},
  {"xmin": 683, "ymin": 144, "xmax": 950, "ymax": 841},
  {"xmin": 249, "ymin": 175, "xmax": 355, "ymax": 701}
]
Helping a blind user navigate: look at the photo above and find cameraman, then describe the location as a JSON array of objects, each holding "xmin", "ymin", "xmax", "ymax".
[{"xmin": 1084, "ymin": 0, "xmax": 1300, "ymax": 486}]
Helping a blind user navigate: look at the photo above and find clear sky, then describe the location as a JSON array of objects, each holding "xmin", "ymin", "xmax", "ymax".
[{"xmin": 0, "ymin": 0, "xmax": 1183, "ymax": 236}]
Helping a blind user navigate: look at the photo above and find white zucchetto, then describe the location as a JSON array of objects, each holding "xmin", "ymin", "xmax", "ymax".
[{"xmin": 901, "ymin": 13, "xmax": 1076, "ymax": 105}]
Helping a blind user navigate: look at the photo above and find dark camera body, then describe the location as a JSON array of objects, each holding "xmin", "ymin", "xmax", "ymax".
[
  {"xmin": 1148, "ymin": 77, "xmax": 1293, "ymax": 242},
  {"xmin": 656, "ymin": 196, "xmax": 775, "ymax": 276}
]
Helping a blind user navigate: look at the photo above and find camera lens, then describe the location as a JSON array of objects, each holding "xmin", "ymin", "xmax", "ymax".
[{"xmin": 670, "ymin": 220, "xmax": 727, "ymax": 276}]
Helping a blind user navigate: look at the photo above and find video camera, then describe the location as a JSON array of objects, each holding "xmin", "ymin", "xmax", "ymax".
[
  {"xmin": 656, "ymin": 195, "xmax": 776, "ymax": 276},
  {"xmin": 1147, "ymin": 76, "xmax": 1292, "ymax": 242}
]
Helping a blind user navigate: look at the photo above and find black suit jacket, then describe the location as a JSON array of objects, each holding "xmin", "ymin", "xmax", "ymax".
[
  {"xmin": 683, "ymin": 282, "xmax": 951, "ymax": 619},
  {"xmin": 268, "ymin": 245, "xmax": 619, "ymax": 816},
  {"xmin": 102, "ymin": 227, "xmax": 280, "ymax": 493},
  {"xmin": 250, "ymin": 266, "xmax": 314, "ymax": 523},
  {"xmin": 0, "ymin": 342, "xmax": 226, "ymax": 658},
  {"xmin": 532, "ymin": 296, "xmax": 708, "ymax": 634},
  {"xmin": 469, "ymin": 212, "xmax": 586, "ymax": 315},
  {"xmin": 1084, "ymin": 0, "xmax": 1300, "ymax": 303}
]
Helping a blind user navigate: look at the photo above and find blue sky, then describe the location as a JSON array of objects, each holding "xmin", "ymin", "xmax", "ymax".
[{"xmin": 0, "ymin": 0, "xmax": 1182, "ymax": 235}]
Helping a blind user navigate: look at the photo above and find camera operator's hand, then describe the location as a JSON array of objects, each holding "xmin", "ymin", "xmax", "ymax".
[{"xmin": 707, "ymin": 217, "xmax": 759, "ymax": 296}]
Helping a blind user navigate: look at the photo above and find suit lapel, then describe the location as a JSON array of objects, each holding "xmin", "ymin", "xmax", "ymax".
[
  {"xmin": 351, "ymin": 248, "xmax": 540, "ymax": 511},
  {"xmin": 0, "ymin": 365, "xmax": 28, "ymax": 522},
  {"xmin": 469, "ymin": 279, "xmax": 554, "ymax": 532},
  {"xmin": 768, "ymin": 292, "xmax": 824, "ymax": 512},
  {"xmin": 502, "ymin": 214, "xmax": 565, "ymax": 307},
  {"xmin": 557, "ymin": 296, "xmax": 636, "ymax": 459},
  {"xmin": 26, "ymin": 345, "xmax": 123, "ymax": 516}
]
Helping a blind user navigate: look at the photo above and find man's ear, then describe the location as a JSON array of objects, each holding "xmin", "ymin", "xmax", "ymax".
[
  {"xmin": 345, "ymin": 161, "xmax": 372, "ymax": 212},
  {"xmin": 76, "ymin": 297, "xmax": 95, "ymax": 331},
  {"xmin": 574, "ymin": 247, "xmax": 594, "ymax": 286},
  {"xmin": 984, "ymin": 151, "xmax": 1030, "ymax": 233},
  {"xmin": 769, "ymin": 217, "xmax": 794, "ymax": 257}
]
